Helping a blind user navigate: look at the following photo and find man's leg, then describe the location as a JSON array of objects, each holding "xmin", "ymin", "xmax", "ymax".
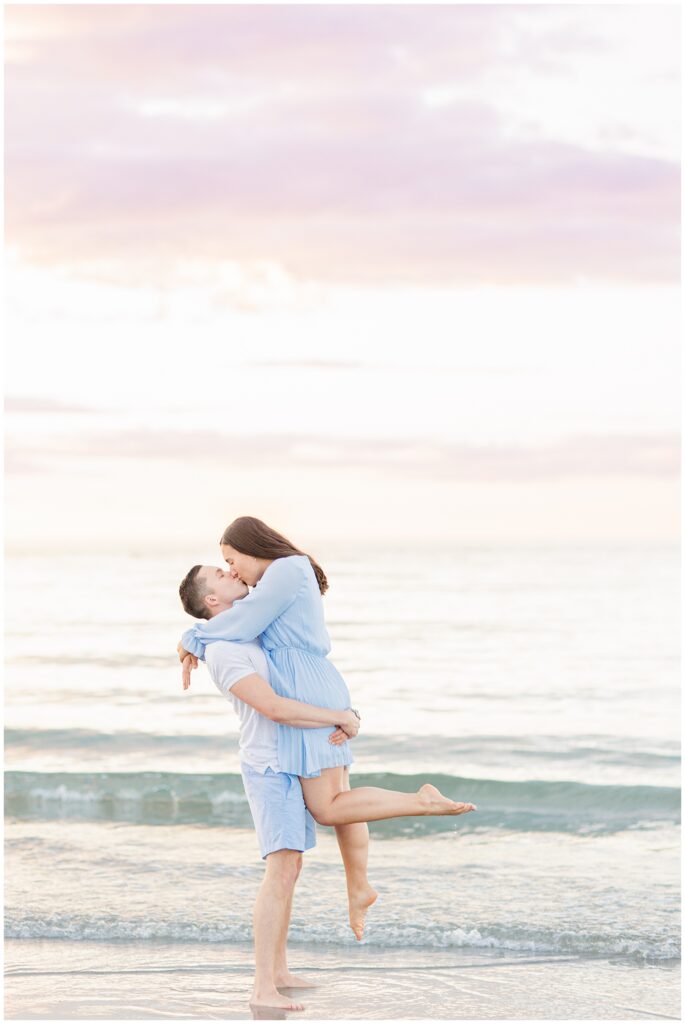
[
  {"xmin": 252, "ymin": 849, "xmax": 305, "ymax": 1010},
  {"xmin": 273, "ymin": 857, "xmax": 317, "ymax": 990}
]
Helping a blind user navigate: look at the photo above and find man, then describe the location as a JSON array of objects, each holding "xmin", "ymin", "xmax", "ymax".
[{"xmin": 178, "ymin": 564, "xmax": 359, "ymax": 1013}]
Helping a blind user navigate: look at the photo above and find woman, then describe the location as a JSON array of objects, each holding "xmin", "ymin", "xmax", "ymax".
[{"xmin": 178, "ymin": 516, "xmax": 475, "ymax": 940}]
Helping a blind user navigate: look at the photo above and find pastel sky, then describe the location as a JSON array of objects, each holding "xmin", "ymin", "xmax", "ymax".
[{"xmin": 4, "ymin": 3, "xmax": 680, "ymax": 551}]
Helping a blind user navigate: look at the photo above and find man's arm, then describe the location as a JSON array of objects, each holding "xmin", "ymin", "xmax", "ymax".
[{"xmin": 230, "ymin": 673, "xmax": 359, "ymax": 737}]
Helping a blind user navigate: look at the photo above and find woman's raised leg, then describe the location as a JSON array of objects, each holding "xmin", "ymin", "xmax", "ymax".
[
  {"xmin": 300, "ymin": 768, "xmax": 476, "ymax": 940},
  {"xmin": 300, "ymin": 770, "xmax": 476, "ymax": 827}
]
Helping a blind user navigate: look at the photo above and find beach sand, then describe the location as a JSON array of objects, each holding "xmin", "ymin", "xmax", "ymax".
[{"xmin": 4, "ymin": 939, "xmax": 680, "ymax": 1020}]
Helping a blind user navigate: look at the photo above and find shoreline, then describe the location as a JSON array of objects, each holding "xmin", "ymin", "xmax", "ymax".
[{"xmin": 5, "ymin": 939, "xmax": 680, "ymax": 1020}]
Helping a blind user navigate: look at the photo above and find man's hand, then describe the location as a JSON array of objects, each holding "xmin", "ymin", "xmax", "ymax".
[
  {"xmin": 329, "ymin": 710, "xmax": 360, "ymax": 744},
  {"xmin": 182, "ymin": 654, "xmax": 198, "ymax": 690},
  {"xmin": 339, "ymin": 709, "xmax": 360, "ymax": 739}
]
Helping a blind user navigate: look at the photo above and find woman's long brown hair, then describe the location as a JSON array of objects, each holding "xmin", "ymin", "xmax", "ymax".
[{"xmin": 220, "ymin": 517, "xmax": 328, "ymax": 595}]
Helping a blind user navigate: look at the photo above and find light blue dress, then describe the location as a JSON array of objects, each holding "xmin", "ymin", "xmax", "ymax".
[{"xmin": 182, "ymin": 555, "xmax": 353, "ymax": 778}]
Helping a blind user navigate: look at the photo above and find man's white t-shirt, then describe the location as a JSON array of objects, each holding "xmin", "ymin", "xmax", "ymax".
[{"xmin": 204, "ymin": 640, "xmax": 281, "ymax": 775}]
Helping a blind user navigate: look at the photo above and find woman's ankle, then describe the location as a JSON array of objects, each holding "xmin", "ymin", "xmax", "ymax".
[{"xmin": 346, "ymin": 877, "xmax": 372, "ymax": 894}]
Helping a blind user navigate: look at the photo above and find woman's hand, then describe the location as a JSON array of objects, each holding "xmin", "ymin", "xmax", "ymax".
[
  {"xmin": 182, "ymin": 654, "xmax": 197, "ymax": 690},
  {"xmin": 178, "ymin": 641, "xmax": 198, "ymax": 690},
  {"xmin": 177, "ymin": 641, "xmax": 194, "ymax": 665}
]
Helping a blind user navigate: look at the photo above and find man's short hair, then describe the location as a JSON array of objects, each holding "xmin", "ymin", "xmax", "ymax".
[{"xmin": 179, "ymin": 565, "xmax": 212, "ymax": 620}]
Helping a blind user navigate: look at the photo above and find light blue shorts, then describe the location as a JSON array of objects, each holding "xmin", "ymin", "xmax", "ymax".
[{"xmin": 240, "ymin": 762, "xmax": 317, "ymax": 860}]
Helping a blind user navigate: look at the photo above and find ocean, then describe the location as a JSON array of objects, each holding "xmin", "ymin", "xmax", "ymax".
[{"xmin": 4, "ymin": 544, "xmax": 680, "ymax": 1018}]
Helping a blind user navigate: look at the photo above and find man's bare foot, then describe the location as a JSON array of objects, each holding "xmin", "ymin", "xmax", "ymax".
[
  {"xmin": 348, "ymin": 884, "xmax": 378, "ymax": 941},
  {"xmin": 251, "ymin": 1007, "xmax": 287, "ymax": 1021},
  {"xmin": 250, "ymin": 988, "xmax": 305, "ymax": 1011},
  {"xmin": 275, "ymin": 971, "xmax": 317, "ymax": 989},
  {"xmin": 418, "ymin": 783, "xmax": 477, "ymax": 816}
]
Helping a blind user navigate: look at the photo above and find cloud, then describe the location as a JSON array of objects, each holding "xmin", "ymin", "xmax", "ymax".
[
  {"xmin": 4, "ymin": 6, "xmax": 514, "ymax": 86},
  {"xmin": 239, "ymin": 360, "xmax": 364, "ymax": 372},
  {"xmin": 4, "ymin": 5, "xmax": 679, "ymax": 286},
  {"xmin": 6, "ymin": 429, "xmax": 679, "ymax": 481},
  {"xmin": 4, "ymin": 396, "xmax": 96, "ymax": 414},
  {"xmin": 238, "ymin": 360, "xmax": 535, "ymax": 374}
]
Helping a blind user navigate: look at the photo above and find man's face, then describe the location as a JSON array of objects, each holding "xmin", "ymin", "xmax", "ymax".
[{"xmin": 197, "ymin": 565, "xmax": 249, "ymax": 613}]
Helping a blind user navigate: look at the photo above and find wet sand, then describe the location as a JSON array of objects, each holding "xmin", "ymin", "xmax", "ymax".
[{"xmin": 4, "ymin": 939, "xmax": 680, "ymax": 1020}]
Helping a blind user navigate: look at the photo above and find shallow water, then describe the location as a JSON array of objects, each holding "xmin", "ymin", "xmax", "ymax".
[
  {"xmin": 4, "ymin": 939, "xmax": 681, "ymax": 1020},
  {"xmin": 5, "ymin": 545, "xmax": 680, "ymax": 972}
]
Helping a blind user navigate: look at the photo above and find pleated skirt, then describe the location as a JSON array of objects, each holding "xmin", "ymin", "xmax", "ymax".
[{"xmin": 266, "ymin": 646, "xmax": 354, "ymax": 778}]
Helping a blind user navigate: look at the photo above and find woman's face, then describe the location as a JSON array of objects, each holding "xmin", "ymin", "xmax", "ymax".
[{"xmin": 220, "ymin": 544, "xmax": 265, "ymax": 587}]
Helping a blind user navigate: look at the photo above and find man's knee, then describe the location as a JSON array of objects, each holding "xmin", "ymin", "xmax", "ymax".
[{"xmin": 265, "ymin": 849, "xmax": 302, "ymax": 893}]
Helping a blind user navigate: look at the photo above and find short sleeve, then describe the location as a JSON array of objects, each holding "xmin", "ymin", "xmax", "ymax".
[{"xmin": 205, "ymin": 643, "xmax": 259, "ymax": 697}]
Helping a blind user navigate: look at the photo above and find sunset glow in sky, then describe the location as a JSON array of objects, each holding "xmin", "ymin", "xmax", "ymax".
[{"xmin": 4, "ymin": 4, "xmax": 680, "ymax": 551}]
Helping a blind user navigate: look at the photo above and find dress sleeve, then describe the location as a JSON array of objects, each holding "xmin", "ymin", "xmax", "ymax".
[{"xmin": 181, "ymin": 557, "xmax": 305, "ymax": 659}]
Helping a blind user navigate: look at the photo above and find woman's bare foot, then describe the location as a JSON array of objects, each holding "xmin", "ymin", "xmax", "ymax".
[
  {"xmin": 348, "ymin": 884, "xmax": 378, "ymax": 941},
  {"xmin": 250, "ymin": 988, "xmax": 305, "ymax": 1011},
  {"xmin": 275, "ymin": 971, "xmax": 317, "ymax": 989},
  {"xmin": 418, "ymin": 783, "xmax": 476, "ymax": 816}
]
